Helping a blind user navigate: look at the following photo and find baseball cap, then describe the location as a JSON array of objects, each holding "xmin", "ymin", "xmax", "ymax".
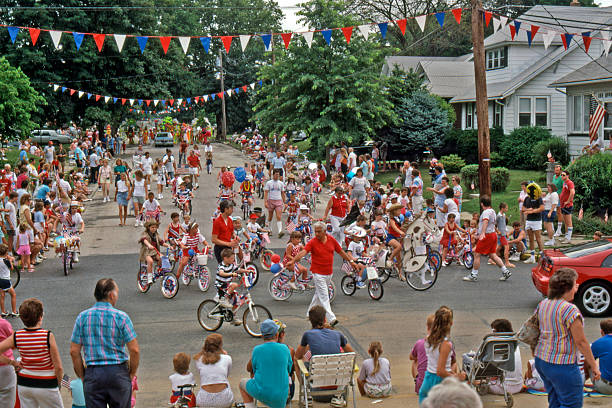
[
  {"xmin": 249, "ymin": 213, "xmax": 259, "ymax": 220},
  {"xmin": 389, "ymin": 193, "xmax": 399, "ymax": 200},
  {"xmin": 260, "ymin": 319, "xmax": 279, "ymax": 339}
]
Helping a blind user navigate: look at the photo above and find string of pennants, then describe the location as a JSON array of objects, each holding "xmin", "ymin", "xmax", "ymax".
[
  {"xmin": 48, "ymin": 80, "xmax": 264, "ymax": 110},
  {"xmin": 3, "ymin": 8, "xmax": 471, "ymax": 54}
]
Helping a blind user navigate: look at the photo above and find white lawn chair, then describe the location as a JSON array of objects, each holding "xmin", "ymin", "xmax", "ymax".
[{"xmin": 296, "ymin": 352, "xmax": 357, "ymax": 408}]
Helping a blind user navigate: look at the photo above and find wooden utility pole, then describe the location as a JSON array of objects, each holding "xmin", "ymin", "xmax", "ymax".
[
  {"xmin": 218, "ymin": 48, "xmax": 227, "ymax": 140},
  {"xmin": 471, "ymin": 0, "xmax": 492, "ymax": 198}
]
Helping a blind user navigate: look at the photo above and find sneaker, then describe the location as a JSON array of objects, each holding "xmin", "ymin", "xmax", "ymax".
[
  {"xmin": 287, "ymin": 281, "xmax": 298, "ymax": 290},
  {"xmin": 524, "ymin": 256, "xmax": 536, "ymax": 264},
  {"xmin": 278, "ymin": 232, "xmax": 285, "ymax": 238},
  {"xmin": 218, "ymin": 297, "xmax": 232, "ymax": 308},
  {"xmin": 147, "ymin": 274, "xmax": 153, "ymax": 284},
  {"xmin": 441, "ymin": 261, "xmax": 448, "ymax": 267},
  {"xmin": 0, "ymin": 312, "xmax": 7, "ymax": 318},
  {"xmin": 463, "ymin": 273, "xmax": 478, "ymax": 282},
  {"xmin": 330, "ymin": 396, "xmax": 347, "ymax": 407},
  {"xmin": 554, "ymin": 230, "xmax": 562, "ymax": 237},
  {"xmin": 356, "ymin": 280, "xmax": 366, "ymax": 289},
  {"xmin": 231, "ymin": 319, "xmax": 242, "ymax": 326},
  {"xmin": 9, "ymin": 312, "xmax": 18, "ymax": 318},
  {"xmin": 509, "ymin": 253, "xmax": 520, "ymax": 262},
  {"xmin": 544, "ymin": 239, "xmax": 555, "ymax": 246},
  {"xmin": 499, "ymin": 271, "xmax": 512, "ymax": 281},
  {"xmin": 73, "ymin": 253, "xmax": 79, "ymax": 263}
]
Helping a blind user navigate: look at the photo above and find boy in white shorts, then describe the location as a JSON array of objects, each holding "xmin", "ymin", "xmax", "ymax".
[{"xmin": 522, "ymin": 184, "xmax": 544, "ymax": 264}]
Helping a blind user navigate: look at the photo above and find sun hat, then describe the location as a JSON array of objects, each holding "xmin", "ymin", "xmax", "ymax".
[
  {"xmin": 249, "ymin": 213, "xmax": 259, "ymax": 220},
  {"xmin": 389, "ymin": 193, "xmax": 399, "ymax": 200},
  {"xmin": 260, "ymin": 319, "xmax": 279, "ymax": 339},
  {"xmin": 299, "ymin": 204, "xmax": 309, "ymax": 211},
  {"xmin": 144, "ymin": 220, "xmax": 159, "ymax": 228},
  {"xmin": 70, "ymin": 201, "xmax": 80, "ymax": 207},
  {"xmin": 350, "ymin": 226, "xmax": 367, "ymax": 238}
]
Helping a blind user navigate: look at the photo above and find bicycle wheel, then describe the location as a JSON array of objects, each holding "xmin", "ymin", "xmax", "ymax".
[
  {"xmin": 376, "ymin": 267, "xmax": 391, "ymax": 284},
  {"xmin": 136, "ymin": 265, "xmax": 151, "ymax": 293},
  {"xmin": 328, "ymin": 280, "xmax": 336, "ymax": 303},
  {"xmin": 181, "ymin": 269, "xmax": 192, "ymax": 286},
  {"xmin": 406, "ymin": 263, "xmax": 438, "ymax": 291},
  {"xmin": 245, "ymin": 262, "xmax": 259, "ymax": 287},
  {"xmin": 428, "ymin": 249, "xmax": 442, "ymax": 272},
  {"xmin": 260, "ymin": 249, "xmax": 273, "ymax": 271},
  {"xmin": 463, "ymin": 251, "xmax": 474, "ymax": 270},
  {"xmin": 10, "ymin": 266, "xmax": 20, "ymax": 289},
  {"xmin": 197, "ymin": 266, "xmax": 210, "ymax": 292},
  {"xmin": 269, "ymin": 275, "xmax": 292, "ymax": 300},
  {"xmin": 160, "ymin": 273, "xmax": 179, "ymax": 299},
  {"xmin": 243, "ymin": 304, "xmax": 272, "ymax": 338},
  {"xmin": 368, "ymin": 279, "xmax": 384, "ymax": 300},
  {"xmin": 340, "ymin": 275, "xmax": 356, "ymax": 296},
  {"xmin": 197, "ymin": 299, "xmax": 223, "ymax": 332},
  {"xmin": 62, "ymin": 250, "xmax": 69, "ymax": 276}
]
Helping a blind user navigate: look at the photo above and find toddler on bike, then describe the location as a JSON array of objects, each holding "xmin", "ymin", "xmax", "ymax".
[
  {"xmin": 177, "ymin": 222, "xmax": 210, "ymax": 280},
  {"xmin": 440, "ymin": 213, "xmax": 465, "ymax": 267},
  {"xmin": 283, "ymin": 231, "xmax": 309, "ymax": 290},
  {"xmin": 370, "ymin": 209, "xmax": 387, "ymax": 245},
  {"xmin": 239, "ymin": 175, "xmax": 255, "ymax": 210},
  {"xmin": 232, "ymin": 216, "xmax": 250, "ymax": 242},
  {"xmin": 216, "ymin": 248, "xmax": 249, "ymax": 322},
  {"xmin": 346, "ymin": 227, "xmax": 368, "ymax": 288},
  {"xmin": 247, "ymin": 213, "xmax": 269, "ymax": 245},
  {"xmin": 139, "ymin": 220, "xmax": 167, "ymax": 284},
  {"xmin": 175, "ymin": 182, "xmax": 193, "ymax": 215},
  {"xmin": 285, "ymin": 195, "xmax": 299, "ymax": 224},
  {"xmin": 169, "ymin": 352, "xmax": 196, "ymax": 407},
  {"xmin": 143, "ymin": 191, "xmax": 163, "ymax": 223}
]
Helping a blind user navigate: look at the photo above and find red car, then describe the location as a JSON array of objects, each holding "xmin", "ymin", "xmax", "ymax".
[{"xmin": 532, "ymin": 239, "xmax": 612, "ymax": 317}]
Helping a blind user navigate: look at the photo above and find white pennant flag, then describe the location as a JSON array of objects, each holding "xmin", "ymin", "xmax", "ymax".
[
  {"xmin": 543, "ymin": 30, "xmax": 555, "ymax": 50},
  {"xmin": 49, "ymin": 30, "xmax": 62, "ymax": 49},
  {"xmin": 500, "ymin": 16, "xmax": 508, "ymax": 27},
  {"xmin": 78, "ymin": 91, "xmax": 84, "ymax": 98},
  {"xmin": 178, "ymin": 36, "xmax": 190, "ymax": 53},
  {"xmin": 493, "ymin": 18, "xmax": 501, "ymax": 33},
  {"xmin": 129, "ymin": 99, "xmax": 135, "ymax": 106},
  {"xmin": 415, "ymin": 15, "xmax": 427, "ymax": 32},
  {"xmin": 239, "ymin": 35, "xmax": 251, "ymax": 51},
  {"xmin": 203, "ymin": 95, "xmax": 209, "ymax": 102},
  {"xmin": 602, "ymin": 31, "xmax": 612, "ymax": 57},
  {"xmin": 177, "ymin": 98, "xmax": 183, "ymax": 106},
  {"xmin": 114, "ymin": 34, "xmax": 126, "ymax": 52},
  {"xmin": 104, "ymin": 96, "xmax": 110, "ymax": 103},
  {"xmin": 358, "ymin": 25, "xmax": 371, "ymax": 40},
  {"xmin": 302, "ymin": 31, "xmax": 314, "ymax": 48},
  {"xmin": 250, "ymin": 82, "xmax": 256, "ymax": 90},
  {"xmin": 153, "ymin": 99, "xmax": 159, "ymax": 106},
  {"xmin": 53, "ymin": 84, "xmax": 59, "ymax": 91},
  {"xmin": 226, "ymin": 89, "xmax": 232, "ymax": 97}
]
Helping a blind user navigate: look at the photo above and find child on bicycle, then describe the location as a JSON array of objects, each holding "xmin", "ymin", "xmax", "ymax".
[
  {"xmin": 282, "ymin": 231, "xmax": 309, "ymax": 290},
  {"xmin": 216, "ymin": 248, "xmax": 249, "ymax": 320},
  {"xmin": 239, "ymin": 174, "xmax": 255, "ymax": 210},
  {"xmin": 175, "ymin": 181, "xmax": 193, "ymax": 215},
  {"xmin": 370, "ymin": 209, "xmax": 387, "ymax": 245},
  {"xmin": 177, "ymin": 222, "xmax": 210, "ymax": 280},
  {"xmin": 169, "ymin": 352, "xmax": 196, "ymax": 407},
  {"xmin": 347, "ymin": 227, "xmax": 368, "ymax": 288},
  {"xmin": 247, "ymin": 213, "xmax": 270, "ymax": 245},
  {"xmin": 440, "ymin": 214, "xmax": 465, "ymax": 267},
  {"xmin": 0, "ymin": 244, "xmax": 18, "ymax": 317},
  {"xmin": 139, "ymin": 220, "xmax": 167, "ymax": 284},
  {"xmin": 165, "ymin": 212, "xmax": 184, "ymax": 256},
  {"xmin": 232, "ymin": 216, "xmax": 250, "ymax": 242},
  {"xmin": 142, "ymin": 191, "xmax": 163, "ymax": 223},
  {"xmin": 285, "ymin": 174, "xmax": 298, "ymax": 201},
  {"xmin": 285, "ymin": 195, "xmax": 299, "ymax": 224}
]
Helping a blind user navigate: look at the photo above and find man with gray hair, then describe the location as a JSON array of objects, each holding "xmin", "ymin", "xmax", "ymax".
[{"xmin": 421, "ymin": 377, "xmax": 482, "ymax": 408}]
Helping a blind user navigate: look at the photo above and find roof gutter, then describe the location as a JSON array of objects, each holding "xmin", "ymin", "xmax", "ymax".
[{"xmin": 549, "ymin": 77, "xmax": 612, "ymax": 87}]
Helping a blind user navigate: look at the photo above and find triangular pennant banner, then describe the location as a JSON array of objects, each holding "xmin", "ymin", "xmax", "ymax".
[
  {"xmin": 29, "ymin": 28, "xmax": 40, "ymax": 45},
  {"xmin": 378, "ymin": 23, "xmax": 388, "ymax": 40},
  {"xmin": 396, "ymin": 19, "xmax": 407, "ymax": 35},
  {"xmin": 415, "ymin": 15, "xmax": 427, "ymax": 32},
  {"xmin": 242, "ymin": 85, "xmax": 247, "ymax": 92},
  {"xmin": 602, "ymin": 31, "xmax": 612, "ymax": 56},
  {"xmin": 493, "ymin": 18, "xmax": 501, "ymax": 33},
  {"xmin": 78, "ymin": 91, "xmax": 84, "ymax": 98},
  {"xmin": 93, "ymin": 33, "xmax": 105, "ymax": 52},
  {"xmin": 186, "ymin": 98, "xmax": 191, "ymax": 104},
  {"xmin": 302, "ymin": 31, "xmax": 314, "ymax": 48},
  {"xmin": 159, "ymin": 36, "xmax": 171, "ymax": 54},
  {"xmin": 239, "ymin": 35, "xmax": 251, "ymax": 52},
  {"xmin": 509, "ymin": 25, "xmax": 516, "ymax": 41},
  {"xmin": 169, "ymin": 99, "xmax": 174, "ymax": 106},
  {"xmin": 176, "ymin": 98, "xmax": 183, "ymax": 105},
  {"xmin": 341, "ymin": 26, "xmax": 353, "ymax": 44},
  {"xmin": 49, "ymin": 30, "xmax": 62, "ymax": 49},
  {"xmin": 357, "ymin": 25, "xmax": 371, "ymax": 40},
  {"xmin": 250, "ymin": 83, "xmax": 256, "ymax": 90},
  {"xmin": 500, "ymin": 16, "xmax": 508, "ymax": 27},
  {"xmin": 53, "ymin": 84, "xmax": 59, "ymax": 91},
  {"xmin": 221, "ymin": 36, "xmax": 233, "ymax": 53},
  {"xmin": 178, "ymin": 36, "xmax": 190, "ymax": 53},
  {"xmin": 484, "ymin": 11, "xmax": 492, "ymax": 27},
  {"xmin": 121, "ymin": 98, "xmax": 126, "ymax": 105},
  {"xmin": 61, "ymin": 87, "xmax": 67, "ymax": 93},
  {"xmin": 512, "ymin": 21, "xmax": 521, "ymax": 40},
  {"xmin": 153, "ymin": 100, "xmax": 159, "ymax": 106},
  {"xmin": 105, "ymin": 96, "xmax": 110, "ymax": 103},
  {"xmin": 194, "ymin": 97, "xmax": 200, "ymax": 103},
  {"xmin": 526, "ymin": 30, "xmax": 533, "ymax": 47},
  {"xmin": 95, "ymin": 94, "xmax": 101, "ymax": 101},
  {"xmin": 200, "ymin": 37, "xmax": 211, "ymax": 53},
  {"xmin": 145, "ymin": 99, "xmax": 150, "ymax": 106},
  {"xmin": 87, "ymin": 93, "xmax": 92, "ymax": 99},
  {"xmin": 136, "ymin": 36, "xmax": 148, "ymax": 53},
  {"xmin": 321, "ymin": 29, "xmax": 332, "ymax": 45},
  {"xmin": 7, "ymin": 27, "xmax": 19, "ymax": 44},
  {"xmin": 261, "ymin": 34, "xmax": 272, "ymax": 51},
  {"xmin": 582, "ymin": 32, "xmax": 592, "ymax": 53},
  {"xmin": 113, "ymin": 97, "xmax": 117, "ymax": 103},
  {"xmin": 129, "ymin": 99, "xmax": 135, "ymax": 106},
  {"xmin": 217, "ymin": 92, "xmax": 223, "ymax": 99},
  {"xmin": 281, "ymin": 32, "xmax": 292, "ymax": 49},
  {"xmin": 435, "ymin": 12, "xmax": 445, "ymax": 27},
  {"xmin": 562, "ymin": 33, "xmax": 573, "ymax": 50},
  {"xmin": 137, "ymin": 99, "xmax": 143, "ymax": 105},
  {"xmin": 73, "ymin": 32, "xmax": 84, "ymax": 50},
  {"xmin": 203, "ymin": 95, "xmax": 209, "ymax": 102},
  {"xmin": 531, "ymin": 25, "xmax": 539, "ymax": 39},
  {"xmin": 70, "ymin": 89, "xmax": 76, "ymax": 96},
  {"xmin": 543, "ymin": 30, "xmax": 555, "ymax": 50},
  {"xmin": 114, "ymin": 34, "xmax": 126, "ymax": 52},
  {"xmin": 226, "ymin": 89, "xmax": 232, "ymax": 97},
  {"xmin": 452, "ymin": 8, "xmax": 462, "ymax": 25}
]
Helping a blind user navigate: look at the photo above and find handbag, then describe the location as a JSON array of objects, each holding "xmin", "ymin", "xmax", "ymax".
[{"xmin": 518, "ymin": 307, "xmax": 540, "ymax": 347}]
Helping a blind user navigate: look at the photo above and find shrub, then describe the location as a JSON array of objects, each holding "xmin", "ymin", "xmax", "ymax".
[
  {"xmin": 490, "ymin": 151, "xmax": 503, "ymax": 167},
  {"xmin": 531, "ymin": 137, "xmax": 570, "ymax": 168},
  {"xmin": 567, "ymin": 153, "xmax": 612, "ymax": 214},
  {"xmin": 440, "ymin": 154, "xmax": 466, "ymax": 173},
  {"xmin": 460, "ymin": 165, "xmax": 510, "ymax": 192},
  {"xmin": 572, "ymin": 214, "xmax": 612, "ymax": 236},
  {"xmin": 499, "ymin": 127, "xmax": 552, "ymax": 169}
]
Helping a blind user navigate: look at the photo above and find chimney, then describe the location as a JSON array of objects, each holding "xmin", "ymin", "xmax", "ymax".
[{"xmin": 570, "ymin": 0, "xmax": 581, "ymax": 6}]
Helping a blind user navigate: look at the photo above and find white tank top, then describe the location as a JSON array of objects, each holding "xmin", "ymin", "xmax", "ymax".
[
  {"xmin": 425, "ymin": 338, "xmax": 452, "ymax": 374},
  {"xmin": 133, "ymin": 179, "xmax": 146, "ymax": 197}
]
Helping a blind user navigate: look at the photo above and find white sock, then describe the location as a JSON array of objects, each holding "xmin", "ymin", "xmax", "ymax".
[
  {"xmin": 277, "ymin": 221, "xmax": 282, "ymax": 234},
  {"xmin": 567, "ymin": 227, "xmax": 573, "ymax": 240},
  {"xmin": 501, "ymin": 266, "xmax": 509, "ymax": 274},
  {"xmin": 556, "ymin": 224, "xmax": 563, "ymax": 234},
  {"xmin": 471, "ymin": 269, "xmax": 478, "ymax": 276}
]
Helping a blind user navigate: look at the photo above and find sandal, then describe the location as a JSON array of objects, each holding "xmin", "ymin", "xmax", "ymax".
[{"xmin": 28, "ymin": 267, "xmax": 35, "ymax": 273}]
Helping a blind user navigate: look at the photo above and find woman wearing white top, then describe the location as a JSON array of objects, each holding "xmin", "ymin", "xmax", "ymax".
[
  {"xmin": 193, "ymin": 334, "xmax": 233, "ymax": 408},
  {"xmin": 115, "ymin": 172, "xmax": 131, "ymax": 226},
  {"xmin": 131, "ymin": 170, "xmax": 148, "ymax": 227},
  {"xmin": 542, "ymin": 183, "xmax": 560, "ymax": 246},
  {"xmin": 348, "ymin": 168, "xmax": 369, "ymax": 202},
  {"xmin": 141, "ymin": 152, "xmax": 154, "ymax": 184},
  {"xmin": 439, "ymin": 188, "xmax": 460, "ymax": 224}
]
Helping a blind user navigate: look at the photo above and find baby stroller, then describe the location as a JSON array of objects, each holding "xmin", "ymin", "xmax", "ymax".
[{"xmin": 462, "ymin": 333, "xmax": 518, "ymax": 408}]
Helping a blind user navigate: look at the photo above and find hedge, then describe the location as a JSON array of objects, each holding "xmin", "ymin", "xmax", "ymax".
[{"xmin": 460, "ymin": 164, "xmax": 511, "ymax": 192}]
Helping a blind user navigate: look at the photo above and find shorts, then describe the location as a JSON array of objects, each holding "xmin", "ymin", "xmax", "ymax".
[
  {"xmin": 0, "ymin": 278, "xmax": 12, "ymax": 291},
  {"xmin": 499, "ymin": 236, "xmax": 508, "ymax": 246},
  {"xmin": 543, "ymin": 211, "xmax": 557, "ymax": 223},
  {"xmin": 133, "ymin": 195, "xmax": 145, "ymax": 204},
  {"xmin": 386, "ymin": 235, "xmax": 399, "ymax": 244},
  {"xmin": 196, "ymin": 386, "xmax": 233, "ymax": 408},
  {"xmin": 561, "ymin": 205, "xmax": 574, "ymax": 215},
  {"xmin": 216, "ymin": 280, "xmax": 230, "ymax": 297},
  {"xmin": 267, "ymin": 199, "xmax": 284, "ymax": 211},
  {"xmin": 364, "ymin": 382, "xmax": 392, "ymax": 398},
  {"xmin": 156, "ymin": 174, "xmax": 166, "ymax": 185},
  {"xmin": 475, "ymin": 232, "xmax": 497, "ymax": 255},
  {"xmin": 117, "ymin": 191, "xmax": 129, "ymax": 206},
  {"xmin": 189, "ymin": 167, "xmax": 199, "ymax": 175},
  {"xmin": 34, "ymin": 222, "xmax": 44, "ymax": 234},
  {"xmin": 17, "ymin": 245, "xmax": 31, "ymax": 256},
  {"xmin": 144, "ymin": 169, "xmax": 153, "ymax": 176},
  {"xmin": 525, "ymin": 220, "xmax": 542, "ymax": 231}
]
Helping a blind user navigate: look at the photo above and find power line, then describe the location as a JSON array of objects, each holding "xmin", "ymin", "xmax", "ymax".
[{"xmin": 0, "ymin": 5, "xmax": 301, "ymax": 11}]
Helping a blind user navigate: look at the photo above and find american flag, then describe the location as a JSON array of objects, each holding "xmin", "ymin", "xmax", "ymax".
[
  {"xmin": 589, "ymin": 95, "xmax": 606, "ymax": 144},
  {"xmin": 61, "ymin": 374, "xmax": 72, "ymax": 389},
  {"xmin": 286, "ymin": 218, "xmax": 297, "ymax": 233}
]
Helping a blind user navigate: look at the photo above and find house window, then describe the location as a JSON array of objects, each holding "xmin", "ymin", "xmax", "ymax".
[
  {"xmin": 519, "ymin": 96, "xmax": 549, "ymax": 127},
  {"xmin": 486, "ymin": 47, "xmax": 508, "ymax": 70},
  {"xmin": 494, "ymin": 103, "xmax": 503, "ymax": 127},
  {"xmin": 572, "ymin": 95, "xmax": 591, "ymax": 133},
  {"xmin": 465, "ymin": 103, "xmax": 476, "ymax": 129}
]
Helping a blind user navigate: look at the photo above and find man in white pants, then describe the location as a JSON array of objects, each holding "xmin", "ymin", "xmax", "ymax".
[
  {"xmin": 324, "ymin": 187, "xmax": 349, "ymax": 244},
  {"xmin": 288, "ymin": 222, "xmax": 357, "ymax": 326}
]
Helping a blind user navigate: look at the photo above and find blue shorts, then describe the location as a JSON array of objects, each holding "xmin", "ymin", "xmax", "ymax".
[
  {"xmin": 418, "ymin": 371, "xmax": 443, "ymax": 403},
  {"xmin": 385, "ymin": 235, "xmax": 399, "ymax": 244},
  {"xmin": 543, "ymin": 211, "xmax": 557, "ymax": 223},
  {"xmin": 561, "ymin": 206, "xmax": 573, "ymax": 215},
  {"xmin": 117, "ymin": 191, "xmax": 128, "ymax": 206}
]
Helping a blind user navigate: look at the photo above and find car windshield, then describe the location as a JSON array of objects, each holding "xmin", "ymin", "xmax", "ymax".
[{"xmin": 561, "ymin": 240, "xmax": 612, "ymax": 258}]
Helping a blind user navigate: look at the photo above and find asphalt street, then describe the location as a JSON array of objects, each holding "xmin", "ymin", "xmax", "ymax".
[{"xmin": 9, "ymin": 143, "xmax": 605, "ymax": 408}]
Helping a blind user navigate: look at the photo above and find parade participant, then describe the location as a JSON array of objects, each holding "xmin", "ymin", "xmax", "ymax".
[
  {"xmin": 131, "ymin": 170, "xmax": 148, "ymax": 227},
  {"xmin": 139, "ymin": 220, "xmax": 166, "ymax": 284},
  {"xmin": 154, "ymin": 158, "xmax": 167, "ymax": 199},
  {"xmin": 264, "ymin": 170, "xmax": 286, "ymax": 238},
  {"xmin": 522, "ymin": 182, "xmax": 544, "ymax": 264},
  {"xmin": 187, "ymin": 150, "xmax": 201, "ymax": 188},
  {"xmin": 287, "ymin": 222, "xmax": 357, "ymax": 326},
  {"xmin": 440, "ymin": 214, "xmax": 465, "ymax": 267},
  {"xmin": 410, "ymin": 169, "xmax": 424, "ymax": 215},
  {"xmin": 115, "ymin": 172, "xmax": 131, "ymax": 227},
  {"xmin": 386, "ymin": 203, "xmax": 406, "ymax": 280},
  {"xmin": 98, "ymin": 159, "xmax": 112, "ymax": 203},
  {"xmin": 141, "ymin": 152, "xmax": 153, "ymax": 185},
  {"xmin": 559, "ymin": 170, "xmax": 575, "ymax": 243},
  {"xmin": 211, "ymin": 200, "xmax": 238, "ymax": 264},
  {"xmin": 239, "ymin": 175, "xmax": 255, "ymax": 211},
  {"xmin": 177, "ymin": 222, "xmax": 210, "ymax": 280},
  {"xmin": 283, "ymin": 231, "xmax": 309, "ymax": 290},
  {"xmin": 215, "ymin": 248, "xmax": 247, "ymax": 314},
  {"xmin": 324, "ymin": 187, "xmax": 349, "ymax": 244}
]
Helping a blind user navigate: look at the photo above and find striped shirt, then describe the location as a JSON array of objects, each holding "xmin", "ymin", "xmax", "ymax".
[
  {"xmin": 71, "ymin": 302, "xmax": 137, "ymax": 366},
  {"xmin": 14, "ymin": 328, "xmax": 58, "ymax": 388},
  {"xmin": 181, "ymin": 233, "xmax": 205, "ymax": 250},
  {"xmin": 216, "ymin": 262, "xmax": 237, "ymax": 285},
  {"xmin": 534, "ymin": 298, "xmax": 582, "ymax": 365}
]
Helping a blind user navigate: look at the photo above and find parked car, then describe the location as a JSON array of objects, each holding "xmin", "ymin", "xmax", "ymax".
[
  {"xmin": 532, "ymin": 239, "xmax": 612, "ymax": 317},
  {"xmin": 30, "ymin": 129, "xmax": 72, "ymax": 145},
  {"xmin": 154, "ymin": 132, "xmax": 174, "ymax": 147},
  {"xmin": 292, "ymin": 131, "xmax": 308, "ymax": 142}
]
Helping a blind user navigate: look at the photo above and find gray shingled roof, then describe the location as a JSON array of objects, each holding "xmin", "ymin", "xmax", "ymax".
[
  {"xmin": 381, "ymin": 55, "xmax": 470, "ymax": 76},
  {"xmin": 550, "ymin": 55, "xmax": 612, "ymax": 86},
  {"xmin": 418, "ymin": 61, "xmax": 475, "ymax": 98}
]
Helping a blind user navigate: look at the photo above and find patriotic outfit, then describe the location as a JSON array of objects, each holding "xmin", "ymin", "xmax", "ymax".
[
  {"xmin": 181, "ymin": 233, "xmax": 205, "ymax": 257},
  {"xmin": 216, "ymin": 262, "xmax": 238, "ymax": 297}
]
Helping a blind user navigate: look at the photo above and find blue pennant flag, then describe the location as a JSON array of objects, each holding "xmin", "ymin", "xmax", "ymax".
[
  {"xmin": 7, "ymin": 26, "xmax": 19, "ymax": 44},
  {"xmin": 261, "ymin": 34, "xmax": 272, "ymax": 50},
  {"xmin": 321, "ymin": 29, "xmax": 332, "ymax": 45},
  {"xmin": 87, "ymin": 93, "xmax": 92, "ymax": 99},
  {"xmin": 378, "ymin": 23, "xmax": 388, "ymax": 39},
  {"xmin": 136, "ymin": 36, "xmax": 148, "ymax": 53},
  {"xmin": 435, "ymin": 12, "xmax": 445, "ymax": 27},
  {"xmin": 73, "ymin": 32, "xmax": 84, "ymax": 50},
  {"xmin": 514, "ymin": 21, "xmax": 521, "ymax": 32},
  {"xmin": 200, "ymin": 37, "xmax": 211, "ymax": 53},
  {"xmin": 211, "ymin": 94, "xmax": 216, "ymax": 100},
  {"xmin": 113, "ymin": 97, "xmax": 118, "ymax": 103},
  {"xmin": 160, "ymin": 100, "xmax": 165, "ymax": 105},
  {"xmin": 258, "ymin": 80, "xmax": 263, "ymax": 86},
  {"xmin": 61, "ymin": 87, "xmax": 67, "ymax": 93},
  {"xmin": 526, "ymin": 30, "xmax": 533, "ymax": 46},
  {"xmin": 138, "ymin": 99, "xmax": 143, "ymax": 105},
  {"xmin": 186, "ymin": 98, "xmax": 191, "ymax": 104},
  {"xmin": 234, "ymin": 88, "xmax": 240, "ymax": 94}
]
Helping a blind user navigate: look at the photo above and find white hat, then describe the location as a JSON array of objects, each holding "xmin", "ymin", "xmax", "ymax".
[
  {"xmin": 389, "ymin": 193, "xmax": 399, "ymax": 200},
  {"xmin": 246, "ymin": 174, "xmax": 253, "ymax": 180},
  {"xmin": 299, "ymin": 204, "xmax": 309, "ymax": 211},
  {"xmin": 350, "ymin": 226, "xmax": 367, "ymax": 238},
  {"xmin": 231, "ymin": 216, "xmax": 242, "ymax": 221}
]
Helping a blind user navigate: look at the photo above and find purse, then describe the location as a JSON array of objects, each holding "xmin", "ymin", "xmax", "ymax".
[{"xmin": 518, "ymin": 307, "xmax": 540, "ymax": 348}]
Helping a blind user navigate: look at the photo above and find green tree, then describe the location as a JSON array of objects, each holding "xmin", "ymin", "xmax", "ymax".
[
  {"xmin": 252, "ymin": 0, "xmax": 395, "ymax": 158},
  {"xmin": 0, "ymin": 57, "xmax": 45, "ymax": 140}
]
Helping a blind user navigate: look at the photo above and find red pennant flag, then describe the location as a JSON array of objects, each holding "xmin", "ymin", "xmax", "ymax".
[
  {"xmin": 509, "ymin": 25, "xmax": 516, "ymax": 41},
  {"xmin": 194, "ymin": 96, "xmax": 200, "ymax": 103},
  {"xmin": 241, "ymin": 85, "xmax": 247, "ymax": 92},
  {"xmin": 129, "ymin": 109, "xmax": 133, "ymax": 112},
  {"xmin": 484, "ymin": 11, "xmax": 492, "ymax": 27},
  {"xmin": 121, "ymin": 98, "xmax": 126, "ymax": 105},
  {"xmin": 281, "ymin": 32, "xmax": 293, "ymax": 49},
  {"xmin": 29, "ymin": 28, "xmax": 40, "ymax": 45},
  {"xmin": 582, "ymin": 33, "xmax": 592, "ymax": 53},
  {"xmin": 221, "ymin": 36, "xmax": 232, "ymax": 53},
  {"xmin": 69, "ymin": 89, "xmax": 76, "ymax": 96},
  {"xmin": 341, "ymin": 27, "xmax": 353, "ymax": 44},
  {"xmin": 145, "ymin": 100, "xmax": 151, "ymax": 106},
  {"xmin": 169, "ymin": 99, "xmax": 174, "ymax": 106},
  {"xmin": 452, "ymin": 8, "xmax": 462, "ymax": 24},
  {"xmin": 159, "ymin": 36, "xmax": 171, "ymax": 54},
  {"xmin": 531, "ymin": 25, "xmax": 539, "ymax": 39},
  {"xmin": 217, "ymin": 92, "xmax": 224, "ymax": 99},
  {"xmin": 93, "ymin": 33, "xmax": 105, "ymax": 52},
  {"xmin": 396, "ymin": 19, "xmax": 407, "ymax": 35},
  {"xmin": 95, "ymin": 94, "xmax": 101, "ymax": 101}
]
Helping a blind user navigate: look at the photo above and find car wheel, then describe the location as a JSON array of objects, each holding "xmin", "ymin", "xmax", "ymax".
[{"xmin": 576, "ymin": 281, "xmax": 612, "ymax": 317}]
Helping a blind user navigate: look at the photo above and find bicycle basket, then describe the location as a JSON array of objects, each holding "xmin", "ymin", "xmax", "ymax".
[
  {"xmin": 196, "ymin": 254, "xmax": 208, "ymax": 266},
  {"xmin": 161, "ymin": 256, "xmax": 172, "ymax": 270}
]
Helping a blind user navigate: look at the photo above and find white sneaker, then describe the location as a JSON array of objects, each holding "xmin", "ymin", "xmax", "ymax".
[
  {"xmin": 509, "ymin": 253, "xmax": 520, "ymax": 262},
  {"xmin": 462, "ymin": 273, "xmax": 478, "ymax": 282},
  {"xmin": 524, "ymin": 256, "xmax": 536, "ymax": 264},
  {"xmin": 147, "ymin": 273, "xmax": 153, "ymax": 284},
  {"xmin": 287, "ymin": 281, "xmax": 298, "ymax": 290},
  {"xmin": 554, "ymin": 230, "xmax": 562, "ymax": 237},
  {"xmin": 499, "ymin": 271, "xmax": 512, "ymax": 281},
  {"xmin": 73, "ymin": 253, "xmax": 79, "ymax": 263},
  {"xmin": 218, "ymin": 297, "xmax": 232, "ymax": 308},
  {"xmin": 135, "ymin": 222, "xmax": 139, "ymax": 227},
  {"xmin": 544, "ymin": 239, "xmax": 555, "ymax": 246}
]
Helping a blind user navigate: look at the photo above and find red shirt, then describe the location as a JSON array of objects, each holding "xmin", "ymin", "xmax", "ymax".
[
  {"xmin": 560, "ymin": 179, "xmax": 575, "ymax": 207},
  {"xmin": 330, "ymin": 194, "xmax": 348, "ymax": 218},
  {"xmin": 16, "ymin": 173, "xmax": 28, "ymax": 189},
  {"xmin": 187, "ymin": 155, "xmax": 200, "ymax": 168},
  {"xmin": 212, "ymin": 214, "xmax": 234, "ymax": 242},
  {"xmin": 305, "ymin": 234, "xmax": 342, "ymax": 275},
  {"xmin": 0, "ymin": 177, "xmax": 10, "ymax": 195}
]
